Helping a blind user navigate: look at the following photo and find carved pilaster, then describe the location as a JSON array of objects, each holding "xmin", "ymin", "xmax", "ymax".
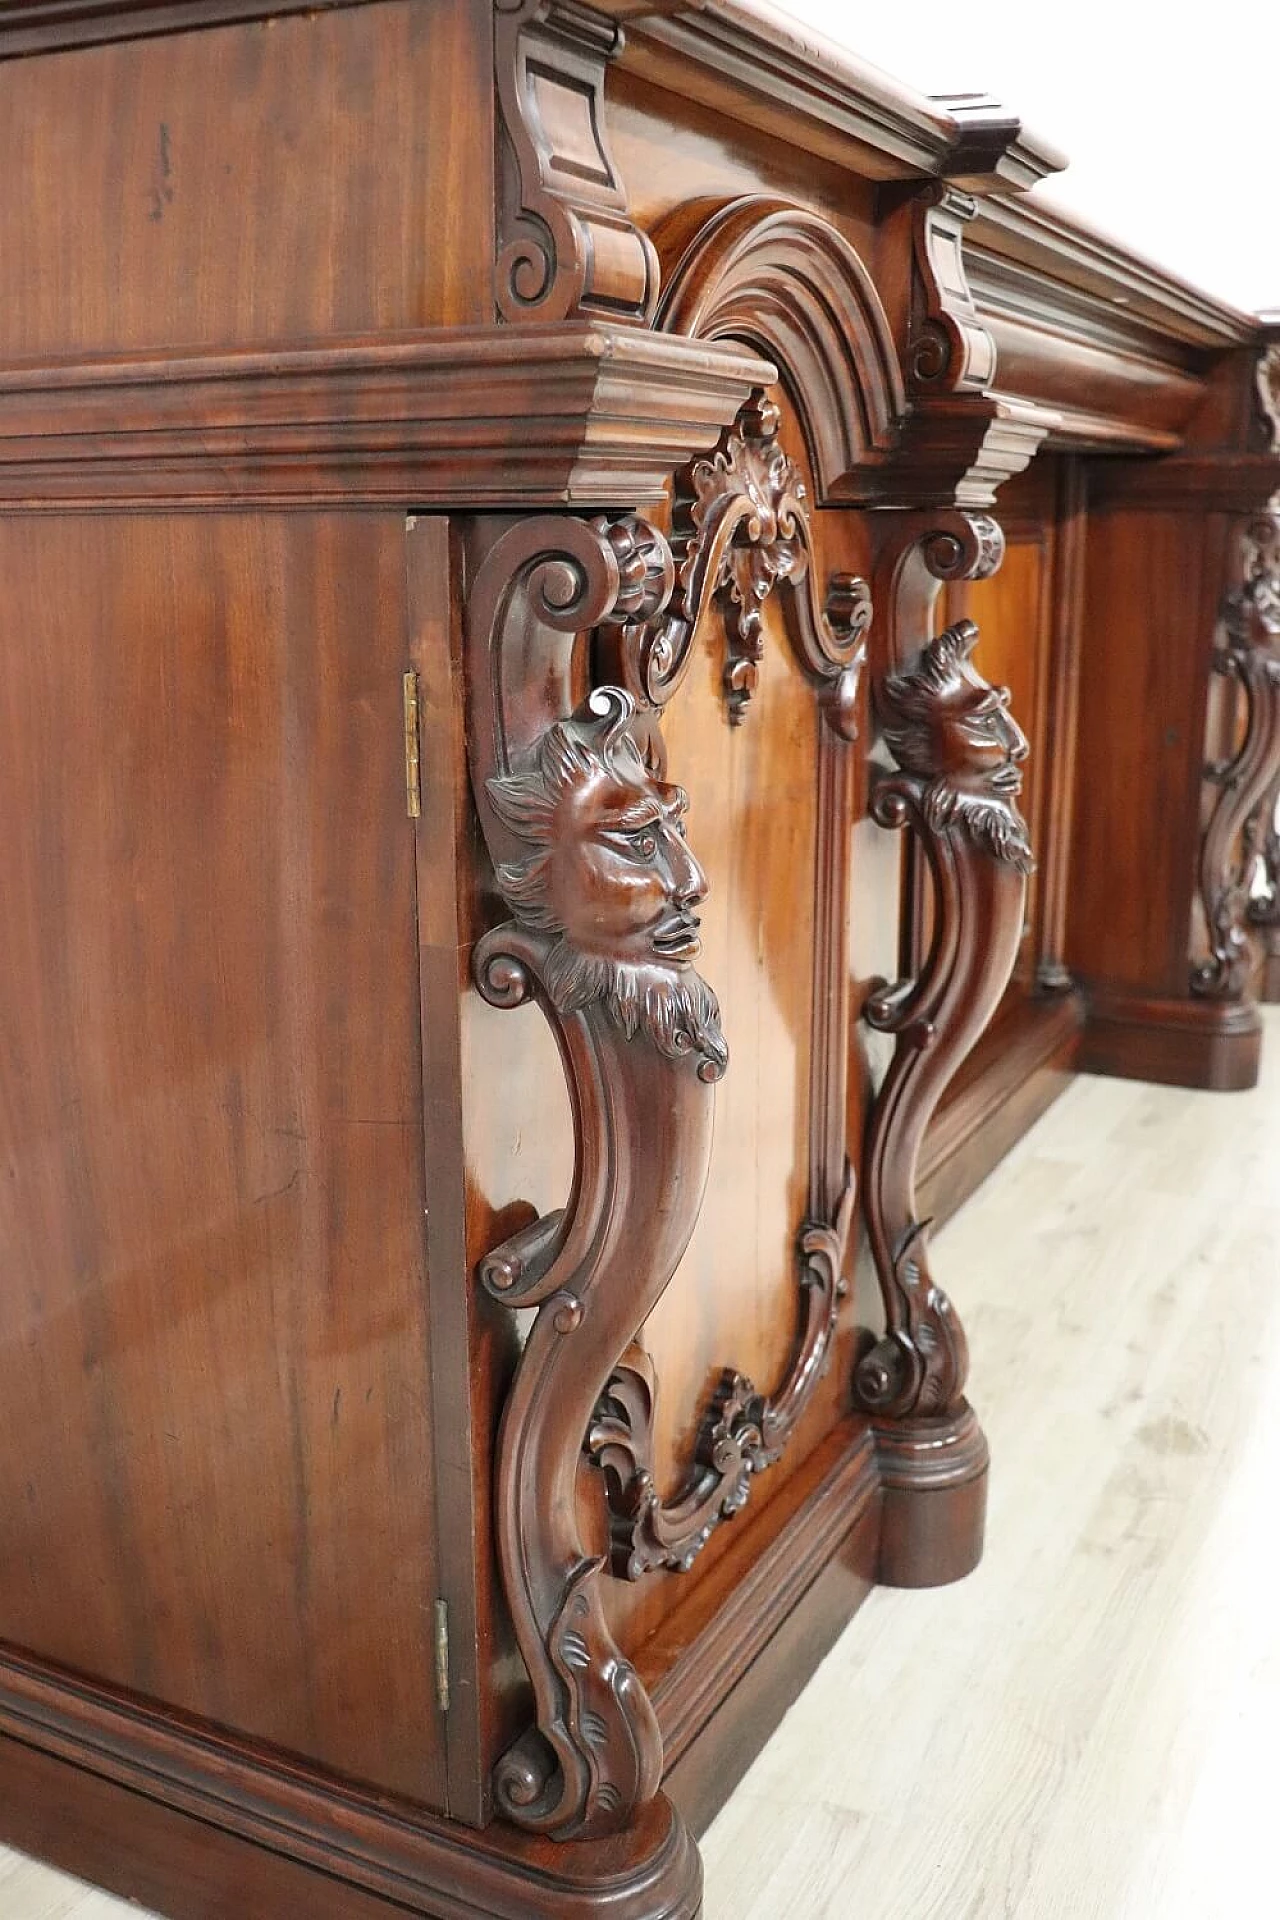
[
  {"xmin": 494, "ymin": 0, "xmax": 658, "ymax": 325},
  {"xmin": 1192, "ymin": 499, "xmax": 1280, "ymax": 999},
  {"xmin": 857, "ymin": 515, "xmax": 1031, "ymax": 1442},
  {"xmin": 467, "ymin": 514, "xmax": 721, "ymax": 1841}
]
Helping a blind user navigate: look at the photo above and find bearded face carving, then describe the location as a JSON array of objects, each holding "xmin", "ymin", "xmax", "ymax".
[
  {"xmin": 876, "ymin": 619, "xmax": 1034, "ymax": 873},
  {"xmin": 487, "ymin": 687, "xmax": 728, "ymax": 1080}
]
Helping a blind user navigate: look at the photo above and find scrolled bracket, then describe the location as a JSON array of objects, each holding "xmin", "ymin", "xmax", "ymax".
[
  {"xmin": 493, "ymin": 0, "xmax": 659, "ymax": 325},
  {"xmin": 908, "ymin": 185, "xmax": 997, "ymax": 395},
  {"xmin": 857, "ymin": 518, "xmax": 1032, "ymax": 1424},
  {"xmin": 466, "ymin": 513, "xmax": 731, "ymax": 1842},
  {"xmin": 1193, "ymin": 499, "xmax": 1280, "ymax": 1000},
  {"xmin": 598, "ymin": 390, "xmax": 873, "ymax": 729}
]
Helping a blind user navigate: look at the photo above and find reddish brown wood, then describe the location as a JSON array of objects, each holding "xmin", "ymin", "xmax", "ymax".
[
  {"xmin": 0, "ymin": 3, "xmax": 1277, "ymax": 1915},
  {"xmin": 855, "ymin": 522, "xmax": 1032, "ymax": 1503}
]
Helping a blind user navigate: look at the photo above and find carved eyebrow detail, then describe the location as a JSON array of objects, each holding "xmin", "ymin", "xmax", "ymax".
[{"xmin": 612, "ymin": 798, "xmax": 663, "ymax": 831}]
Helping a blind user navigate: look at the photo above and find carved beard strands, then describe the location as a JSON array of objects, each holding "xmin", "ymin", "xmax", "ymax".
[
  {"xmin": 486, "ymin": 686, "xmax": 729, "ymax": 1080},
  {"xmin": 467, "ymin": 385, "xmax": 876, "ymax": 1836}
]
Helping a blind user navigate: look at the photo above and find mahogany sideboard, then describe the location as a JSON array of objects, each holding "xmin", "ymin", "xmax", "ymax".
[{"xmin": 0, "ymin": 4, "xmax": 1277, "ymax": 1917}]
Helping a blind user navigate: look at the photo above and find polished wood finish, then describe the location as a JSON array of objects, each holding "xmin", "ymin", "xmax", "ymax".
[{"xmin": 0, "ymin": 3, "xmax": 1275, "ymax": 1915}]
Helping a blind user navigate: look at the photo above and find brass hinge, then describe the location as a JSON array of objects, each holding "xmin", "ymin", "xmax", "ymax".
[
  {"xmin": 433, "ymin": 1598, "xmax": 450, "ymax": 1714},
  {"xmin": 403, "ymin": 670, "xmax": 422, "ymax": 819}
]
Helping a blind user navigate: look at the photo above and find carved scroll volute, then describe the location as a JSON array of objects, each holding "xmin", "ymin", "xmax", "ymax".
[
  {"xmin": 908, "ymin": 185, "xmax": 997, "ymax": 394},
  {"xmin": 856, "ymin": 514, "xmax": 1032, "ymax": 1424},
  {"xmin": 465, "ymin": 513, "xmax": 725, "ymax": 1842},
  {"xmin": 1193, "ymin": 499, "xmax": 1280, "ymax": 999},
  {"xmin": 494, "ymin": 0, "xmax": 659, "ymax": 325}
]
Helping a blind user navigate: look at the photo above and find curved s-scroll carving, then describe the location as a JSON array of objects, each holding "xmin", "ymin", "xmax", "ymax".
[
  {"xmin": 858, "ymin": 524, "xmax": 1032, "ymax": 1424},
  {"xmin": 1193, "ymin": 499, "xmax": 1280, "ymax": 998},
  {"xmin": 494, "ymin": 0, "xmax": 659, "ymax": 324},
  {"xmin": 467, "ymin": 514, "xmax": 725, "ymax": 1842}
]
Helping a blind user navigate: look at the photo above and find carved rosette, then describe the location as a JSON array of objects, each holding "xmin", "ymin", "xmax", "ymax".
[
  {"xmin": 1193, "ymin": 500, "xmax": 1280, "ymax": 999},
  {"xmin": 493, "ymin": 0, "xmax": 658, "ymax": 325},
  {"xmin": 857, "ymin": 520, "xmax": 1032, "ymax": 1425},
  {"xmin": 601, "ymin": 391, "xmax": 873, "ymax": 734}
]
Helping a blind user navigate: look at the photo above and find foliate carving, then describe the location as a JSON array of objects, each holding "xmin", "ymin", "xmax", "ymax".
[
  {"xmin": 467, "ymin": 514, "xmax": 723, "ymax": 1841},
  {"xmin": 601, "ymin": 392, "xmax": 873, "ymax": 732},
  {"xmin": 587, "ymin": 1179, "xmax": 855, "ymax": 1578},
  {"xmin": 857, "ymin": 596, "xmax": 1032, "ymax": 1423},
  {"xmin": 1192, "ymin": 501, "xmax": 1280, "ymax": 999},
  {"xmin": 494, "ymin": 0, "xmax": 658, "ymax": 325}
]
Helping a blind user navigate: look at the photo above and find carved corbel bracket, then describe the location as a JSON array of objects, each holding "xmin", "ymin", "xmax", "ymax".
[
  {"xmin": 1193, "ymin": 499, "xmax": 1280, "ymax": 999},
  {"xmin": 907, "ymin": 185, "xmax": 997, "ymax": 395},
  {"xmin": 467, "ymin": 513, "xmax": 725, "ymax": 1842},
  {"xmin": 875, "ymin": 181, "xmax": 1057, "ymax": 508},
  {"xmin": 1255, "ymin": 343, "xmax": 1280, "ymax": 452},
  {"xmin": 494, "ymin": 0, "xmax": 659, "ymax": 324},
  {"xmin": 857, "ymin": 514, "xmax": 1032, "ymax": 1425},
  {"xmin": 597, "ymin": 389, "xmax": 873, "ymax": 731}
]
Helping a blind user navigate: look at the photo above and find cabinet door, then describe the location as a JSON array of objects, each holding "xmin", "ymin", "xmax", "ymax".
[{"xmin": 0, "ymin": 511, "xmax": 452, "ymax": 1811}]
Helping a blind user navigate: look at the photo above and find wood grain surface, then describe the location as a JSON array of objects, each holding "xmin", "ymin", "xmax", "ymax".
[{"xmin": 8, "ymin": 1015, "xmax": 1278, "ymax": 1915}]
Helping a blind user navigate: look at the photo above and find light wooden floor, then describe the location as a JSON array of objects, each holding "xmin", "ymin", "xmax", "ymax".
[{"xmin": 3, "ymin": 1012, "xmax": 1278, "ymax": 1918}]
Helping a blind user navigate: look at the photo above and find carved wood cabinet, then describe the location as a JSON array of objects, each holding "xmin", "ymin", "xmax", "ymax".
[{"xmin": 0, "ymin": 5, "xmax": 1277, "ymax": 1917}]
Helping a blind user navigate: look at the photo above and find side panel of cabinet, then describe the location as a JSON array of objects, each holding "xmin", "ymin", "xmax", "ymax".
[
  {"xmin": 0, "ymin": 510, "xmax": 451, "ymax": 1811},
  {"xmin": 0, "ymin": 0, "xmax": 493, "ymax": 359},
  {"xmin": 1067, "ymin": 507, "xmax": 1223, "ymax": 995}
]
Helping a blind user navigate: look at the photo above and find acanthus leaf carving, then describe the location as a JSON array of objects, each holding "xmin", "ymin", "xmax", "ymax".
[
  {"xmin": 494, "ymin": 0, "xmax": 659, "ymax": 325},
  {"xmin": 599, "ymin": 391, "xmax": 873, "ymax": 732},
  {"xmin": 1192, "ymin": 498, "xmax": 1280, "ymax": 999},
  {"xmin": 857, "ymin": 519, "xmax": 1032, "ymax": 1424},
  {"xmin": 587, "ymin": 1176, "xmax": 855, "ymax": 1579}
]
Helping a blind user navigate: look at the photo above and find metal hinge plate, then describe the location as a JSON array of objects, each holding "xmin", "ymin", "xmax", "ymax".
[
  {"xmin": 434, "ymin": 1597, "xmax": 450, "ymax": 1714},
  {"xmin": 404, "ymin": 670, "xmax": 422, "ymax": 820}
]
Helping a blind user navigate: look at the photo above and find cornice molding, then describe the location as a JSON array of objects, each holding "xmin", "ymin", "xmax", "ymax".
[
  {"xmin": 966, "ymin": 194, "xmax": 1259, "ymax": 352},
  {"xmin": 596, "ymin": 0, "xmax": 1064, "ymax": 189},
  {"xmin": 0, "ymin": 0, "xmax": 365, "ymax": 58},
  {"xmin": 0, "ymin": 324, "xmax": 773, "ymax": 508}
]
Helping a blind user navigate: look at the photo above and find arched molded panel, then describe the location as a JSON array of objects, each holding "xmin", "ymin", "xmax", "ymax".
[{"xmin": 658, "ymin": 195, "xmax": 907, "ymax": 502}]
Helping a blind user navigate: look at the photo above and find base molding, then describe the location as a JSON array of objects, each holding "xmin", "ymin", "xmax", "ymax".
[
  {"xmin": 650, "ymin": 1421, "xmax": 879, "ymax": 1836},
  {"xmin": 1079, "ymin": 986, "xmax": 1262, "ymax": 1090},
  {"xmin": 0, "ymin": 1411, "xmax": 990, "ymax": 1916},
  {"xmin": 0, "ymin": 1649, "xmax": 703, "ymax": 1920}
]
